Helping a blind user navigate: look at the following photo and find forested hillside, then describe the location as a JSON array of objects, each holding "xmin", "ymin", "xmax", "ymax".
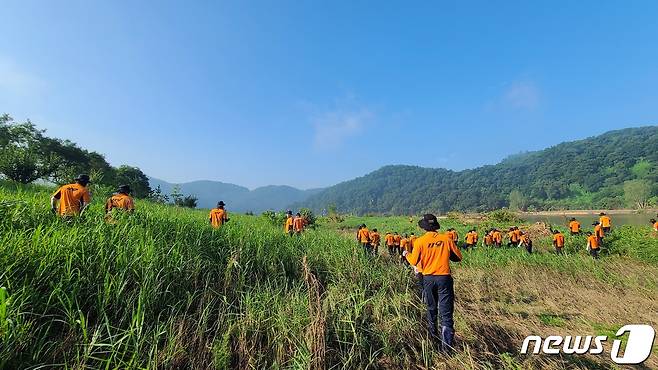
[{"xmin": 297, "ymin": 126, "xmax": 658, "ymax": 214}]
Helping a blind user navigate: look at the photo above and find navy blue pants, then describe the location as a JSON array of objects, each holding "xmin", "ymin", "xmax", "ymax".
[{"xmin": 422, "ymin": 275, "xmax": 455, "ymax": 352}]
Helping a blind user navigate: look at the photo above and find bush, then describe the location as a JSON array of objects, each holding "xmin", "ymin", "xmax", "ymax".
[{"xmin": 487, "ymin": 209, "xmax": 523, "ymax": 223}]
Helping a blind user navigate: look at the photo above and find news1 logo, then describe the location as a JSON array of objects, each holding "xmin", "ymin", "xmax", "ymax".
[{"xmin": 521, "ymin": 325, "xmax": 655, "ymax": 364}]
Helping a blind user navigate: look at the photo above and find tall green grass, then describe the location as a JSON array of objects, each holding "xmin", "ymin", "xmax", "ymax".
[{"xmin": 1, "ymin": 182, "xmax": 656, "ymax": 369}]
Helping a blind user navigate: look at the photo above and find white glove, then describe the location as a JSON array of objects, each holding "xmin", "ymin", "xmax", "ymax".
[{"xmin": 402, "ymin": 250, "xmax": 408, "ymax": 257}]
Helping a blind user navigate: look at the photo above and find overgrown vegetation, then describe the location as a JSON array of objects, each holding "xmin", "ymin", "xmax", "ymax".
[{"xmin": 1, "ymin": 183, "xmax": 657, "ymax": 369}]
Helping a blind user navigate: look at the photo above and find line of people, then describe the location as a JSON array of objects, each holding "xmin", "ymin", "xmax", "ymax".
[
  {"xmin": 284, "ymin": 210, "xmax": 308, "ymax": 235},
  {"xmin": 50, "ymin": 174, "xmax": 136, "ymax": 218}
]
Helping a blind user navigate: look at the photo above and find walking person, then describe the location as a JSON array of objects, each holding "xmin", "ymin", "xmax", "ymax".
[
  {"xmin": 370, "ymin": 228, "xmax": 381, "ymax": 256},
  {"xmin": 403, "ymin": 214, "xmax": 462, "ymax": 353},
  {"xmin": 105, "ymin": 184, "xmax": 135, "ymax": 214},
  {"xmin": 284, "ymin": 211, "xmax": 294, "ymax": 236},
  {"xmin": 568, "ymin": 218, "xmax": 581, "ymax": 235},
  {"xmin": 209, "ymin": 201, "xmax": 229, "ymax": 228},
  {"xmin": 586, "ymin": 231, "xmax": 600, "ymax": 259},
  {"xmin": 599, "ymin": 212, "xmax": 612, "ymax": 233},
  {"xmin": 358, "ymin": 224, "xmax": 371, "ymax": 255},
  {"xmin": 50, "ymin": 174, "xmax": 92, "ymax": 218},
  {"xmin": 552, "ymin": 229, "xmax": 565, "ymax": 255}
]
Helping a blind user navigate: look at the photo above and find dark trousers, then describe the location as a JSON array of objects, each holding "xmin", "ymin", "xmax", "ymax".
[
  {"xmin": 388, "ymin": 245, "xmax": 395, "ymax": 256},
  {"xmin": 393, "ymin": 245, "xmax": 400, "ymax": 255},
  {"xmin": 555, "ymin": 246, "xmax": 563, "ymax": 255},
  {"xmin": 464, "ymin": 243, "xmax": 475, "ymax": 249},
  {"xmin": 422, "ymin": 275, "xmax": 455, "ymax": 352},
  {"xmin": 361, "ymin": 243, "xmax": 370, "ymax": 255},
  {"xmin": 590, "ymin": 248, "xmax": 600, "ymax": 259},
  {"xmin": 525, "ymin": 243, "xmax": 532, "ymax": 254},
  {"xmin": 602, "ymin": 227, "xmax": 611, "ymax": 233}
]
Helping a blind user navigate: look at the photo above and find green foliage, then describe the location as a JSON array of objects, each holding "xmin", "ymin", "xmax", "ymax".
[
  {"xmin": 508, "ymin": 190, "xmax": 527, "ymax": 211},
  {"xmin": 623, "ymin": 179, "xmax": 652, "ymax": 209},
  {"xmin": 299, "ymin": 127, "xmax": 658, "ymax": 214},
  {"xmin": 0, "ymin": 114, "xmax": 151, "ymax": 198},
  {"xmin": 175, "ymin": 195, "xmax": 198, "ymax": 208},
  {"xmin": 114, "ymin": 165, "xmax": 151, "ymax": 198},
  {"xmin": 299, "ymin": 207, "xmax": 316, "ymax": 227},
  {"xmin": 487, "ymin": 209, "xmax": 523, "ymax": 224}
]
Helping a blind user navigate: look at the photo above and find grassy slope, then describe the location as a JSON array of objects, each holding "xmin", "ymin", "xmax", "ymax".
[{"xmin": 1, "ymin": 183, "xmax": 657, "ymax": 369}]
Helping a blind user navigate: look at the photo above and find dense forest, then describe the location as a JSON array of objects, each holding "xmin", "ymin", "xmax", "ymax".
[{"xmin": 297, "ymin": 126, "xmax": 658, "ymax": 215}]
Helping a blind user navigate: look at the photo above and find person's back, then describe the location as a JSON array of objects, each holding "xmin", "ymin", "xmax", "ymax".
[
  {"xmin": 105, "ymin": 185, "xmax": 135, "ymax": 213},
  {"xmin": 284, "ymin": 213, "xmax": 294, "ymax": 234},
  {"xmin": 106, "ymin": 193, "xmax": 134, "ymax": 211},
  {"xmin": 293, "ymin": 215, "xmax": 305, "ymax": 232},
  {"xmin": 600, "ymin": 214, "xmax": 611, "ymax": 230},
  {"xmin": 404, "ymin": 214, "xmax": 462, "ymax": 352},
  {"xmin": 209, "ymin": 202, "xmax": 228, "ymax": 228},
  {"xmin": 553, "ymin": 231, "xmax": 565, "ymax": 254},
  {"xmin": 358, "ymin": 227, "xmax": 370, "ymax": 243},
  {"xmin": 408, "ymin": 232, "xmax": 461, "ymax": 275},
  {"xmin": 587, "ymin": 232, "xmax": 600, "ymax": 259},
  {"xmin": 569, "ymin": 219, "xmax": 581, "ymax": 234},
  {"xmin": 370, "ymin": 231, "xmax": 380, "ymax": 246},
  {"xmin": 51, "ymin": 175, "xmax": 92, "ymax": 217}
]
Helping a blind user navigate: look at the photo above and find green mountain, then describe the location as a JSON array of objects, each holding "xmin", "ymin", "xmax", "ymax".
[
  {"xmin": 297, "ymin": 126, "xmax": 658, "ymax": 214},
  {"xmin": 148, "ymin": 177, "xmax": 323, "ymax": 212}
]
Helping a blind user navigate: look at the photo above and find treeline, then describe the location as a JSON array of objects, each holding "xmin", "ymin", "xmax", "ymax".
[
  {"xmin": 0, "ymin": 114, "xmax": 152, "ymax": 198},
  {"xmin": 297, "ymin": 126, "xmax": 658, "ymax": 214}
]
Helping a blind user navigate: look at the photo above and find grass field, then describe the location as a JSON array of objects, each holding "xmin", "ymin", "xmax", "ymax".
[{"xmin": 1, "ymin": 182, "xmax": 657, "ymax": 369}]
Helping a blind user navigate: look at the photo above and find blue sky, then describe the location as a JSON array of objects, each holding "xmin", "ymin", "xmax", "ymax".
[{"xmin": 2, "ymin": 1, "xmax": 657, "ymax": 189}]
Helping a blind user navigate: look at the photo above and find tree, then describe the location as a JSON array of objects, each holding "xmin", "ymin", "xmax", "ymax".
[
  {"xmin": 508, "ymin": 190, "xmax": 528, "ymax": 211},
  {"xmin": 175, "ymin": 195, "xmax": 198, "ymax": 208},
  {"xmin": 148, "ymin": 185, "xmax": 169, "ymax": 204},
  {"xmin": 623, "ymin": 179, "xmax": 652, "ymax": 209},
  {"xmin": 170, "ymin": 185, "xmax": 183, "ymax": 204},
  {"xmin": 0, "ymin": 115, "xmax": 60, "ymax": 183},
  {"xmin": 114, "ymin": 165, "xmax": 151, "ymax": 198}
]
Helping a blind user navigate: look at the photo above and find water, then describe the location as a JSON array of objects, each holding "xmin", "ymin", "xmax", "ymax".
[{"xmin": 522, "ymin": 212, "xmax": 656, "ymax": 227}]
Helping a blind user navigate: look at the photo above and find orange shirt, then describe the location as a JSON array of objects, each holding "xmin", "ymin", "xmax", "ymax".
[
  {"xmin": 492, "ymin": 231, "xmax": 502, "ymax": 243},
  {"xmin": 484, "ymin": 234, "xmax": 493, "ymax": 244},
  {"xmin": 385, "ymin": 234, "xmax": 395, "ymax": 246},
  {"xmin": 400, "ymin": 238, "xmax": 410, "ymax": 251},
  {"xmin": 410, "ymin": 235, "xmax": 417, "ymax": 247},
  {"xmin": 105, "ymin": 193, "xmax": 134, "ymax": 212},
  {"xmin": 358, "ymin": 228, "xmax": 370, "ymax": 243},
  {"xmin": 284, "ymin": 216, "xmax": 294, "ymax": 232},
  {"xmin": 465, "ymin": 231, "xmax": 478, "ymax": 244},
  {"xmin": 52, "ymin": 183, "xmax": 91, "ymax": 216},
  {"xmin": 519, "ymin": 234, "xmax": 529, "ymax": 244},
  {"xmin": 209, "ymin": 208, "xmax": 227, "ymax": 228},
  {"xmin": 508, "ymin": 231, "xmax": 518, "ymax": 242},
  {"xmin": 654, "ymin": 222, "xmax": 658, "ymax": 231},
  {"xmin": 569, "ymin": 221, "xmax": 581, "ymax": 233},
  {"xmin": 553, "ymin": 233, "xmax": 565, "ymax": 247},
  {"xmin": 405, "ymin": 231, "xmax": 462, "ymax": 276},
  {"xmin": 293, "ymin": 217, "xmax": 306, "ymax": 232},
  {"xmin": 370, "ymin": 232, "xmax": 381, "ymax": 245},
  {"xmin": 600, "ymin": 216, "xmax": 611, "ymax": 228},
  {"xmin": 447, "ymin": 230, "xmax": 458, "ymax": 242},
  {"xmin": 594, "ymin": 224, "xmax": 604, "ymax": 238},
  {"xmin": 393, "ymin": 234, "xmax": 401, "ymax": 245},
  {"xmin": 587, "ymin": 235, "xmax": 599, "ymax": 249}
]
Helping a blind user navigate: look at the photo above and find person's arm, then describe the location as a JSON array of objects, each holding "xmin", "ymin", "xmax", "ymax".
[
  {"xmin": 105, "ymin": 198, "xmax": 112, "ymax": 213},
  {"xmin": 403, "ymin": 242, "xmax": 421, "ymax": 265},
  {"xmin": 50, "ymin": 196, "xmax": 59, "ymax": 213},
  {"xmin": 448, "ymin": 239, "xmax": 462, "ymax": 262},
  {"xmin": 127, "ymin": 197, "xmax": 135, "ymax": 213}
]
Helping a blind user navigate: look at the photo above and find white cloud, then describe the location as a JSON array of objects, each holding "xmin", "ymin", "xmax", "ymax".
[
  {"xmin": 311, "ymin": 105, "xmax": 373, "ymax": 150},
  {"xmin": 503, "ymin": 80, "xmax": 540, "ymax": 110}
]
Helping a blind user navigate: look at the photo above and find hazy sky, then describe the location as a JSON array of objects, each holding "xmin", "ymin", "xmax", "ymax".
[{"xmin": 2, "ymin": 1, "xmax": 657, "ymax": 189}]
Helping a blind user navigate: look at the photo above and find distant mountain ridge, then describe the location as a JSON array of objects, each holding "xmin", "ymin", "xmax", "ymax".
[
  {"xmin": 295, "ymin": 126, "xmax": 658, "ymax": 214},
  {"xmin": 148, "ymin": 177, "xmax": 323, "ymax": 212}
]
